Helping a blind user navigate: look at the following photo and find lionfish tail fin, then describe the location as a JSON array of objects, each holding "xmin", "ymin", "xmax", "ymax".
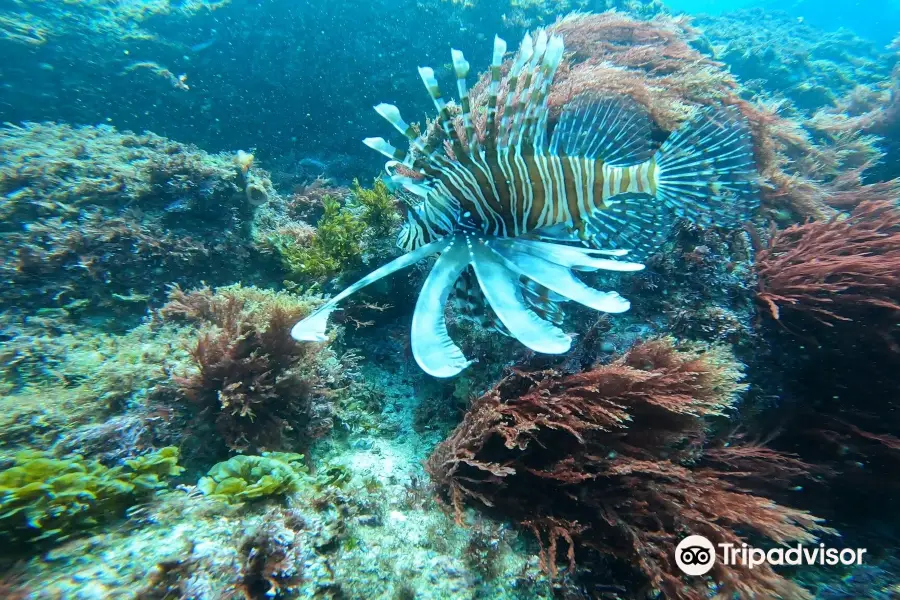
[{"xmin": 654, "ymin": 106, "xmax": 759, "ymax": 227}]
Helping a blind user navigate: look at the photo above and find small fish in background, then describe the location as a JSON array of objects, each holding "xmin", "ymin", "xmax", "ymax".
[
  {"xmin": 122, "ymin": 61, "xmax": 189, "ymax": 91},
  {"xmin": 291, "ymin": 30, "xmax": 759, "ymax": 377},
  {"xmin": 164, "ymin": 198, "xmax": 192, "ymax": 213},
  {"xmin": 190, "ymin": 29, "xmax": 218, "ymax": 53}
]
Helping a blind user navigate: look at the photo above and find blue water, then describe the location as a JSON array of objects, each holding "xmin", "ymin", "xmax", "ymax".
[{"xmin": 669, "ymin": 0, "xmax": 900, "ymax": 43}]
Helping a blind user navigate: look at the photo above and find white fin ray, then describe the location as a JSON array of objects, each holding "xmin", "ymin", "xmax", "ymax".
[
  {"xmin": 509, "ymin": 238, "xmax": 645, "ymax": 272},
  {"xmin": 549, "ymin": 95, "xmax": 654, "ymax": 165},
  {"xmin": 493, "ymin": 246, "xmax": 632, "ymax": 313},
  {"xmin": 291, "ymin": 237, "xmax": 450, "ymax": 342},
  {"xmin": 412, "ymin": 239, "xmax": 473, "ymax": 377},
  {"xmin": 471, "ymin": 241, "xmax": 571, "ymax": 354}
]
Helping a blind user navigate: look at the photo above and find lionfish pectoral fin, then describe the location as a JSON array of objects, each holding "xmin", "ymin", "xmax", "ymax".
[
  {"xmin": 528, "ymin": 223, "xmax": 580, "ymax": 244},
  {"xmin": 582, "ymin": 193, "xmax": 669, "ymax": 261},
  {"xmin": 452, "ymin": 269, "xmax": 511, "ymax": 337},
  {"xmin": 470, "ymin": 242, "xmax": 572, "ymax": 354},
  {"xmin": 412, "ymin": 241, "xmax": 474, "ymax": 378},
  {"xmin": 520, "ymin": 280, "xmax": 566, "ymax": 327},
  {"xmin": 291, "ymin": 237, "xmax": 450, "ymax": 342},
  {"xmin": 508, "ymin": 238, "xmax": 644, "ymax": 272},
  {"xmin": 654, "ymin": 106, "xmax": 760, "ymax": 227},
  {"xmin": 549, "ymin": 95, "xmax": 654, "ymax": 165},
  {"xmin": 527, "ymin": 227, "xmax": 632, "ymax": 258},
  {"xmin": 494, "ymin": 246, "xmax": 632, "ymax": 314}
]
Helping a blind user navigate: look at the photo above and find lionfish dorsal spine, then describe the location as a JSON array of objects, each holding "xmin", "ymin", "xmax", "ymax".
[
  {"xmin": 418, "ymin": 66, "xmax": 465, "ymax": 154},
  {"xmin": 450, "ymin": 49, "xmax": 475, "ymax": 153},
  {"xmin": 374, "ymin": 103, "xmax": 410, "ymax": 139},
  {"xmin": 533, "ymin": 35, "xmax": 565, "ymax": 150},
  {"xmin": 484, "ymin": 35, "xmax": 507, "ymax": 148},
  {"xmin": 519, "ymin": 30, "xmax": 549, "ymax": 148},
  {"xmin": 498, "ymin": 32, "xmax": 533, "ymax": 150},
  {"xmin": 363, "ymin": 136, "xmax": 405, "ymax": 162}
]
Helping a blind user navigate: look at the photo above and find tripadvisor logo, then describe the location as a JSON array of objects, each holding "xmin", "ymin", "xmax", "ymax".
[
  {"xmin": 675, "ymin": 535, "xmax": 867, "ymax": 576},
  {"xmin": 675, "ymin": 536, "xmax": 716, "ymax": 575}
]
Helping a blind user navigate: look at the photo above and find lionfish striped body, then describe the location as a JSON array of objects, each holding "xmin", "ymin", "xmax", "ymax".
[
  {"xmin": 402, "ymin": 138, "xmax": 663, "ymax": 248},
  {"xmin": 291, "ymin": 28, "xmax": 759, "ymax": 377}
]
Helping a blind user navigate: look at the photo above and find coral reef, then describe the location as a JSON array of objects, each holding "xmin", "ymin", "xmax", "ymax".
[
  {"xmin": 2, "ymin": 440, "xmax": 549, "ymax": 599},
  {"xmin": 693, "ymin": 11, "xmax": 900, "ymax": 212},
  {"xmin": 427, "ymin": 338, "xmax": 833, "ymax": 598},
  {"xmin": 753, "ymin": 201, "xmax": 900, "ymax": 537},
  {"xmin": 3, "ymin": 3, "xmax": 900, "ymax": 598},
  {"xmin": 159, "ymin": 284, "xmax": 336, "ymax": 456},
  {"xmin": 695, "ymin": 10, "xmax": 895, "ymax": 112},
  {"xmin": 627, "ymin": 222, "xmax": 757, "ymax": 350},
  {"xmin": 0, "ymin": 312, "xmax": 193, "ymax": 456},
  {"xmin": 235, "ymin": 515, "xmax": 306, "ymax": 598},
  {"xmin": 0, "ymin": 447, "xmax": 183, "ymax": 549},
  {"xmin": 0, "ymin": 123, "xmax": 280, "ymax": 323},
  {"xmin": 810, "ymin": 66, "xmax": 900, "ymax": 181}
]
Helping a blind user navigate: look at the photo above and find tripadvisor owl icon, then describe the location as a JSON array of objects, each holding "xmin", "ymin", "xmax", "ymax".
[{"xmin": 675, "ymin": 535, "xmax": 716, "ymax": 576}]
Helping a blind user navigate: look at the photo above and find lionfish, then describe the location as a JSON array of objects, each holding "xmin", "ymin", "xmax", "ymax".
[{"xmin": 291, "ymin": 30, "xmax": 758, "ymax": 377}]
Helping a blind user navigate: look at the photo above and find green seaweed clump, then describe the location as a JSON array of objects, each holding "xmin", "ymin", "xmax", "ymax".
[
  {"xmin": 271, "ymin": 179, "xmax": 401, "ymax": 284},
  {"xmin": 197, "ymin": 452, "xmax": 308, "ymax": 503},
  {"xmin": 0, "ymin": 447, "xmax": 184, "ymax": 547},
  {"xmin": 275, "ymin": 194, "xmax": 368, "ymax": 281},
  {"xmin": 350, "ymin": 178, "xmax": 401, "ymax": 238}
]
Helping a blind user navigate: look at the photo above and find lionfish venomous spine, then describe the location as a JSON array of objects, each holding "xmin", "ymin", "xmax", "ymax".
[{"xmin": 291, "ymin": 29, "xmax": 759, "ymax": 377}]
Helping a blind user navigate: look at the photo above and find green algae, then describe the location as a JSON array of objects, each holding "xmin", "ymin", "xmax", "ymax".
[
  {"xmin": 350, "ymin": 178, "xmax": 401, "ymax": 238},
  {"xmin": 272, "ymin": 194, "xmax": 368, "ymax": 281},
  {"xmin": 270, "ymin": 179, "xmax": 401, "ymax": 284},
  {"xmin": 0, "ymin": 446, "xmax": 184, "ymax": 546},
  {"xmin": 197, "ymin": 452, "xmax": 308, "ymax": 503}
]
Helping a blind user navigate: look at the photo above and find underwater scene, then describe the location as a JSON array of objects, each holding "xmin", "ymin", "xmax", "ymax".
[{"xmin": 2, "ymin": 0, "xmax": 900, "ymax": 598}]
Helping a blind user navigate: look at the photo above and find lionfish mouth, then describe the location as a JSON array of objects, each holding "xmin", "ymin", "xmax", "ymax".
[{"xmin": 291, "ymin": 232, "xmax": 641, "ymax": 377}]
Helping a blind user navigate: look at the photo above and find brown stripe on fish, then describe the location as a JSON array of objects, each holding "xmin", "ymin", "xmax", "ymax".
[
  {"xmin": 468, "ymin": 155, "xmax": 507, "ymax": 236},
  {"xmin": 620, "ymin": 167, "xmax": 632, "ymax": 194},
  {"xmin": 524, "ymin": 153, "xmax": 549, "ymax": 231},
  {"xmin": 513, "ymin": 151, "xmax": 533, "ymax": 234},
  {"xmin": 544, "ymin": 155, "xmax": 565, "ymax": 226},
  {"xmin": 556, "ymin": 157, "xmax": 572, "ymax": 225},
  {"xmin": 494, "ymin": 149, "xmax": 518, "ymax": 236},
  {"xmin": 592, "ymin": 159, "xmax": 606, "ymax": 210},
  {"xmin": 560, "ymin": 156, "xmax": 582, "ymax": 231},
  {"xmin": 504, "ymin": 150, "xmax": 527, "ymax": 237},
  {"xmin": 606, "ymin": 165, "xmax": 617, "ymax": 199},
  {"xmin": 580, "ymin": 157, "xmax": 596, "ymax": 220},
  {"xmin": 484, "ymin": 151, "xmax": 514, "ymax": 229},
  {"xmin": 647, "ymin": 159, "xmax": 658, "ymax": 195}
]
